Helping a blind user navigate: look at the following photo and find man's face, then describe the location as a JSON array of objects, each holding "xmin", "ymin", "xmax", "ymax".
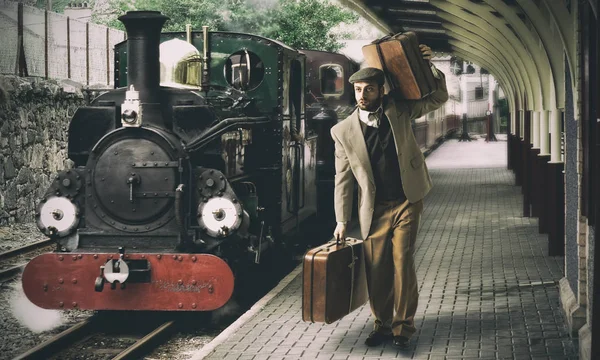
[{"xmin": 354, "ymin": 81, "xmax": 383, "ymax": 111}]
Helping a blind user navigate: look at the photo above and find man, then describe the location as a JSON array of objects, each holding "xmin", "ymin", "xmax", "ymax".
[{"xmin": 331, "ymin": 45, "xmax": 448, "ymax": 349}]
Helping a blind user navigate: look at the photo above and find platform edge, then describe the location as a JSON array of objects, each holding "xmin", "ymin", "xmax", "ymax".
[{"xmin": 188, "ymin": 262, "xmax": 303, "ymax": 360}]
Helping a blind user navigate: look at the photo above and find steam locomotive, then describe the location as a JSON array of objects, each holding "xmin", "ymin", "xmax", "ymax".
[{"xmin": 21, "ymin": 11, "xmax": 359, "ymax": 312}]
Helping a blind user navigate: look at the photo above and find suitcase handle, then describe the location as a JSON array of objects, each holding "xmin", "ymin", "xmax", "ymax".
[
  {"xmin": 335, "ymin": 237, "xmax": 360, "ymax": 246},
  {"xmin": 370, "ymin": 32, "xmax": 396, "ymax": 44}
]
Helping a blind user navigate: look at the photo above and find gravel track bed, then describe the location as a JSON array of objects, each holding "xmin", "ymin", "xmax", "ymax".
[
  {"xmin": 0, "ymin": 224, "xmax": 91, "ymax": 360},
  {"xmin": 47, "ymin": 332, "xmax": 140, "ymax": 360},
  {"xmin": 0, "ymin": 277, "xmax": 94, "ymax": 360},
  {"xmin": 0, "ymin": 224, "xmax": 48, "ymax": 252},
  {"xmin": 144, "ymin": 330, "xmax": 220, "ymax": 360},
  {"xmin": 0, "ymin": 245, "xmax": 55, "ymax": 272}
]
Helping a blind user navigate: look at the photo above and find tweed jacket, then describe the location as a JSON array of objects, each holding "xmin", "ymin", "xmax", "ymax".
[{"xmin": 330, "ymin": 70, "xmax": 449, "ymax": 240}]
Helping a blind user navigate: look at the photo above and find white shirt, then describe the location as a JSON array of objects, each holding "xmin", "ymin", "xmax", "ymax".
[{"xmin": 358, "ymin": 106, "xmax": 383, "ymax": 128}]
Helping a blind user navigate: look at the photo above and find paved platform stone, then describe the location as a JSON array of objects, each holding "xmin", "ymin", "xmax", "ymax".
[{"xmin": 199, "ymin": 140, "xmax": 578, "ymax": 360}]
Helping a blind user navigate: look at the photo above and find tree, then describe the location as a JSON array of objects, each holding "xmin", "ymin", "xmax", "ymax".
[
  {"xmin": 222, "ymin": 0, "xmax": 276, "ymax": 35},
  {"xmin": 93, "ymin": 0, "xmax": 358, "ymax": 52},
  {"xmin": 264, "ymin": 0, "xmax": 358, "ymax": 52},
  {"xmin": 35, "ymin": 0, "xmax": 80, "ymax": 13},
  {"xmin": 93, "ymin": 0, "xmax": 227, "ymax": 32}
]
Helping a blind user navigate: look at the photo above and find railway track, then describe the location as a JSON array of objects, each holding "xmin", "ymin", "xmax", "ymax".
[
  {"xmin": 13, "ymin": 312, "xmax": 182, "ymax": 360},
  {"xmin": 0, "ymin": 239, "xmax": 54, "ymax": 282}
]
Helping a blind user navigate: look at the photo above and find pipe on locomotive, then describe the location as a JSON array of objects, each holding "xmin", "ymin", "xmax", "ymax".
[
  {"xmin": 184, "ymin": 116, "xmax": 270, "ymax": 152},
  {"xmin": 201, "ymin": 25, "xmax": 209, "ymax": 92},
  {"xmin": 118, "ymin": 11, "xmax": 168, "ymax": 127}
]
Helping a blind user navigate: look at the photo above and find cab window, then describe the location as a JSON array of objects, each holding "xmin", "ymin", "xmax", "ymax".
[
  {"xmin": 224, "ymin": 50, "xmax": 265, "ymax": 91},
  {"xmin": 319, "ymin": 64, "xmax": 343, "ymax": 95}
]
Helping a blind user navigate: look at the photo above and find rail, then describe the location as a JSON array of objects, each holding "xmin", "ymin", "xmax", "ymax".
[
  {"xmin": 0, "ymin": 239, "xmax": 53, "ymax": 261},
  {"xmin": 13, "ymin": 315, "xmax": 178, "ymax": 360}
]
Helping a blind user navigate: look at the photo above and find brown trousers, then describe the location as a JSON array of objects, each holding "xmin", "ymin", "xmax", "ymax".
[{"xmin": 363, "ymin": 198, "xmax": 423, "ymax": 338}]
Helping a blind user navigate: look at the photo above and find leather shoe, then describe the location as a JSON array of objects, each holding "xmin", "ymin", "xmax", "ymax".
[
  {"xmin": 365, "ymin": 331, "xmax": 392, "ymax": 347},
  {"xmin": 392, "ymin": 335, "xmax": 411, "ymax": 349}
]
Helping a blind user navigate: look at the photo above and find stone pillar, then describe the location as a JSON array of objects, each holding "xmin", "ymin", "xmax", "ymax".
[
  {"xmin": 522, "ymin": 111, "xmax": 531, "ymax": 217},
  {"xmin": 514, "ymin": 109, "xmax": 523, "ymax": 186},
  {"xmin": 530, "ymin": 112, "xmax": 541, "ymax": 217},
  {"xmin": 550, "ymin": 108, "xmax": 562, "ymax": 162},
  {"xmin": 548, "ymin": 108, "xmax": 564, "ymax": 255},
  {"xmin": 540, "ymin": 110, "xmax": 550, "ymax": 155},
  {"xmin": 532, "ymin": 111, "xmax": 540, "ymax": 148},
  {"xmin": 538, "ymin": 110, "xmax": 551, "ymax": 233}
]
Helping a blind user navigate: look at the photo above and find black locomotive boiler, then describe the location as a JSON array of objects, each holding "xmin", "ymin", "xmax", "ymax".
[{"xmin": 21, "ymin": 11, "xmax": 355, "ymax": 312}]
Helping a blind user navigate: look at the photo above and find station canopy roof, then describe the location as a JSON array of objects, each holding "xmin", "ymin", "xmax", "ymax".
[{"xmin": 339, "ymin": 0, "xmax": 530, "ymax": 55}]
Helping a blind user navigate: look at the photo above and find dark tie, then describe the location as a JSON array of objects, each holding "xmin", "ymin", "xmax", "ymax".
[{"xmin": 378, "ymin": 113, "xmax": 391, "ymax": 149}]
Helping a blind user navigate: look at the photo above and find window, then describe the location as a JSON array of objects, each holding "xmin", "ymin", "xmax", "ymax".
[
  {"xmin": 319, "ymin": 64, "xmax": 344, "ymax": 95},
  {"xmin": 475, "ymin": 86, "xmax": 484, "ymax": 100},
  {"xmin": 224, "ymin": 50, "xmax": 264, "ymax": 91}
]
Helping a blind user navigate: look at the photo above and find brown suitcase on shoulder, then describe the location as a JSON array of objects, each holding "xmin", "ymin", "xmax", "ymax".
[
  {"xmin": 302, "ymin": 238, "xmax": 368, "ymax": 324},
  {"xmin": 362, "ymin": 31, "xmax": 439, "ymax": 99}
]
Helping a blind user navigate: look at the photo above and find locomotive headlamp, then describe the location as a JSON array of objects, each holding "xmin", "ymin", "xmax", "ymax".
[
  {"xmin": 121, "ymin": 85, "xmax": 142, "ymax": 127},
  {"xmin": 197, "ymin": 197, "xmax": 244, "ymax": 238},
  {"xmin": 37, "ymin": 196, "xmax": 79, "ymax": 237},
  {"xmin": 122, "ymin": 109, "xmax": 138, "ymax": 124}
]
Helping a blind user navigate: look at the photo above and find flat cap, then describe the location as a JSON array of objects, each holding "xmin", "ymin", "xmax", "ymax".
[{"xmin": 348, "ymin": 67, "xmax": 385, "ymax": 85}]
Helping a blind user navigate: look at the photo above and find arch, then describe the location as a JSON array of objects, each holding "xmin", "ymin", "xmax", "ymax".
[
  {"xmin": 430, "ymin": 1, "xmax": 534, "ymax": 112},
  {"xmin": 452, "ymin": 49, "xmax": 516, "ymax": 116},
  {"xmin": 452, "ymin": 49, "xmax": 518, "ymax": 131},
  {"xmin": 543, "ymin": 0, "xmax": 576, "ymax": 83},
  {"xmin": 451, "ymin": 45, "xmax": 517, "ymax": 114},
  {"xmin": 482, "ymin": 0, "xmax": 554, "ymax": 111},
  {"xmin": 431, "ymin": 0, "xmax": 539, "ymax": 112},
  {"xmin": 443, "ymin": 26, "xmax": 524, "ymax": 109},
  {"xmin": 516, "ymin": 0, "xmax": 567, "ymax": 109}
]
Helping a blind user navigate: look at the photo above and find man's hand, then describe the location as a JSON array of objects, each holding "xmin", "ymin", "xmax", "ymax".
[
  {"xmin": 419, "ymin": 44, "xmax": 433, "ymax": 64},
  {"xmin": 333, "ymin": 222, "xmax": 347, "ymax": 243}
]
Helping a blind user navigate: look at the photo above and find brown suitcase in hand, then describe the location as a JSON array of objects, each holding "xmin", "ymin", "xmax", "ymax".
[
  {"xmin": 302, "ymin": 238, "xmax": 368, "ymax": 324},
  {"xmin": 362, "ymin": 31, "xmax": 438, "ymax": 99}
]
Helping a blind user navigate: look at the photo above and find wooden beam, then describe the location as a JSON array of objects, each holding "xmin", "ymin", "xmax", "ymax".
[
  {"xmin": 338, "ymin": 0, "xmax": 393, "ymax": 34},
  {"xmin": 15, "ymin": 3, "xmax": 28, "ymax": 77}
]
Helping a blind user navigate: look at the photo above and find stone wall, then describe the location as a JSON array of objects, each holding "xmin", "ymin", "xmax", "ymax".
[{"xmin": 0, "ymin": 75, "xmax": 86, "ymax": 225}]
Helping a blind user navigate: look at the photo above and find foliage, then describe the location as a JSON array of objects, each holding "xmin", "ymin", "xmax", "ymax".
[
  {"xmin": 35, "ymin": 0, "xmax": 93, "ymax": 13},
  {"xmin": 223, "ymin": 0, "xmax": 276, "ymax": 35},
  {"xmin": 91, "ymin": 0, "xmax": 222, "ymax": 31},
  {"xmin": 264, "ymin": 0, "xmax": 358, "ymax": 52},
  {"xmin": 92, "ymin": 0, "xmax": 358, "ymax": 52}
]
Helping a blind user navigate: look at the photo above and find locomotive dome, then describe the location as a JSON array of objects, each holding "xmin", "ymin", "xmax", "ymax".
[{"xmin": 159, "ymin": 38, "xmax": 202, "ymax": 89}]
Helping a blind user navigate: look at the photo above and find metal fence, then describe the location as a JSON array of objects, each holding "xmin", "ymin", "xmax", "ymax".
[{"xmin": 0, "ymin": 0, "xmax": 125, "ymax": 86}]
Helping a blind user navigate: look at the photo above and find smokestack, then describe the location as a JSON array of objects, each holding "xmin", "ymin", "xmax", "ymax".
[{"xmin": 118, "ymin": 11, "xmax": 169, "ymax": 104}]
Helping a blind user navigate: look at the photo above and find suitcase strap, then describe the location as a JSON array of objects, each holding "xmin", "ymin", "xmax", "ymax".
[
  {"xmin": 374, "ymin": 44, "xmax": 394, "ymax": 90},
  {"xmin": 309, "ymin": 248, "xmax": 324, "ymax": 323},
  {"xmin": 348, "ymin": 244, "xmax": 357, "ymax": 314}
]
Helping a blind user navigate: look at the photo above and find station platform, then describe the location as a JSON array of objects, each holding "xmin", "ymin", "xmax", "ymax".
[{"xmin": 192, "ymin": 137, "xmax": 579, "ymax": 360}]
